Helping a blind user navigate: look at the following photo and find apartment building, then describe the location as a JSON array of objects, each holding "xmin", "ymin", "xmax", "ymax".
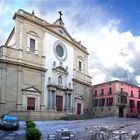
[{"xmin": 92, "ymin": 80, "xmax": 140, "ymax": 117}]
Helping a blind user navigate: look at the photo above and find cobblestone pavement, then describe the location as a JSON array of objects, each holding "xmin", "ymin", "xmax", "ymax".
[
  {"xmin": 34, "ymin": 117, "xmax": 140, "ymax": 140},
  {"xmin": 0, "ymin": 122, "xmax": 26, "ymax": 140},
  {"xmin": 0, "ymin": 117, "xmax": 140, "ymax": 140}
]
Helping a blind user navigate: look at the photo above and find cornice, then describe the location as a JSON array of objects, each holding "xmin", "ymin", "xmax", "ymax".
[
  {"xmin": 73, "ymin": 78, "xmax": 92, "ymax": 87},
  {"xmin": 47, "ymin": 84, "xmax": 73, "ymax": 91},
  {"xmin": 0, "ymin": 59, "xmax": 47, "ymax": 72},
  {"xmin": 13, "ymin": 9, "xmax": 89, "ymax": 55}
]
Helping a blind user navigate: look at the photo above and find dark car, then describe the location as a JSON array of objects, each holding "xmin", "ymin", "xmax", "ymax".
[{"xmin": 0, "ymin": 115, "xmax": 19, "ymax": 130}]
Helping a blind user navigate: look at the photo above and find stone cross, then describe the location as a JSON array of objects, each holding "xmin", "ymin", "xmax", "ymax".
[{"xmin": 58, "ymin": 11, "xmax": 63, "ymax": 20}]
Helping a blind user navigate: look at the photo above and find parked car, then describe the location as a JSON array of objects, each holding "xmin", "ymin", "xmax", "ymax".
[{"xmin": 0, "ymin": 115, "xmax": 19, "ymax": 130}]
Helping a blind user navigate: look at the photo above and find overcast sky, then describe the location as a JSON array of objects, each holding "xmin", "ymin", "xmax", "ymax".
[{"xmin": 1, "ymin": 0, "xmax": 140, "ymax": 86}]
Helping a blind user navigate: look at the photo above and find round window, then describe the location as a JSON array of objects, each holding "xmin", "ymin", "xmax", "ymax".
[
  {"xmin": 54, "ymin": 40, "xmax": 67, "ymax": 62},
  {"xmin": 56, "ymin": 45, "xmax": 64, "ymax": 57}
]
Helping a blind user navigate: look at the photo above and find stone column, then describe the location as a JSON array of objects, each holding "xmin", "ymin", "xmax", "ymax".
[
  {"xmin": 40, "ymin": 72, "xmax": 45, "ymax": 110},
  {"xmin": 16, "ymin": 66, "xmax": 23, "ymax": 110},
  {"xmin": 70, "ymin": 94, "xmax": 73, "ymax": 113},
  {"xmin": 66, "ymin": 93, "xmax": 68, "ymax": 112},
  {"xmin": 65, "ymin": 93, "xmax": 67, "ymax": 110},
  {"xmin": 47, "ymin": 90, "xmax": 50, "ymax": 109},
  {"xmin": 54, "ymin": 91, "xmax": 56, "ymax": 111},
  {"xmin": 50, "ymin": 91, "xmax": 52, "ymax": 110}
]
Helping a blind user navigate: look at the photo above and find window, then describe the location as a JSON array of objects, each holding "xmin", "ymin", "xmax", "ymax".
[
  {"xmin": 99, "ymin": 98, "xmax": 105, "ymax": 106},
  {"xmin": 30, "ymin": 38, "xmax": 35, "ymax": 50},
  {"xmin": 130, "ymin": 90, "xmax": 134, "ymax": 97},
  {"xmin": 120, "ymin": 95, "xmax": 127, "ymax": 103},
  {"xmin": 59, "ymin": 29, "xmax": 64, "ymax": 34},
  {"xmin": 138, "ymin": 108, "xmax": 140, "ymax": 113},
  {"xmin": 138, "ymin": 89, "xmax": 140, "ymax": 98},
  {"xmin": 137, "ymin": 101, "xmax": 140, "ymax": 108},
  {"xmin": 137, "ymin": 101, "xmax": 140, "ymax": 113},
  {"xmin": 101, "ymin": 89, "xmax": 104, "ymax": 96},
  {"xmin": 27, "ymin": 31, "xmax": 39, "ymax": 54},
  {"xmin": 129, "ymin": 100, "xmax": 135, "ymax": 107},
  {"xmin": 94, "ymin": 90, "xmax": 97, "ymax": 97},
  {"xmin": 108, "ymin": 108, "xmax": 111, "ymax": 111},
  {"xmin": 107, "ymin": 98, "xmax": 113, "ymax": 106},
  {"xmin": 56, "ymin": 45, "xmax": 64, "ymax": 57},
  {"xmin": 58, "ymin": 76, "xmax": 62, "ymax": 85},
  {"xmin": 108, "ymin": 87, "xmax": 112, "ymax": 94},
  {"xmin": 54, "ymin": 40, "xmax": 67, "ymax": 61},
  {"xmin": 78, "ymin": 61, "xmax": 82, "ymax": 71},
  {"xmin": 93, "ymin": 99, "xmax": 98, "ymax": 106},
  {"xmin": 77, "ymin": 56, "xmax": 83, "ymax": 72}
]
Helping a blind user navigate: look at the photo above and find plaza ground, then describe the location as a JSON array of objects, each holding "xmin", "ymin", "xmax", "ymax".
[{"xmin": 0, "ymin": 117, "xmax": 140, "ymax": 140}]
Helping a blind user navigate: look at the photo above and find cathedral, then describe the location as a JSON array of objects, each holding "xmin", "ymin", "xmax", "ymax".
[{"xmin": 0, "ymin": 9, "xmax": 92, "ymax": 119}]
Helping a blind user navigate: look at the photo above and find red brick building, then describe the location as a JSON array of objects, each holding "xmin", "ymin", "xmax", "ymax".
[{"xmin": 92, "ymin": 80, "xmax": 140, "ymax": 117}]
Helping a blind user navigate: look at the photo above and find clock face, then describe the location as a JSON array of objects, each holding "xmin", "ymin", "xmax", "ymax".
[{"xmin": 54, "ymin": 40, "xmax": 67, "ymax": 62}]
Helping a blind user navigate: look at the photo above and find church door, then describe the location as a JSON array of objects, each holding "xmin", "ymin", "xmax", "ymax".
[
  {"xmin": 77, "ymin": 103, "xmax": 81, "ymax": 114},
  {"xmin": 56, "ymin": 96, "xmax": 63, "ymax": 111},
  {"xmin": 27, "ymin": 97, "xmax": 35, "ymax": 110}
]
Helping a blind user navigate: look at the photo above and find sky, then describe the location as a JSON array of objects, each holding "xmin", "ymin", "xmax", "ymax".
[{"xmin": 1, "ymin": 0, "xmax": 140, "ymax": 86}]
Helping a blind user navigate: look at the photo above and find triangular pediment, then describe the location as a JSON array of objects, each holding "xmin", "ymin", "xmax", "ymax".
[
  {"xmin": 46, "ymin": 24, "xmax": 76, "ymax": 45},
  {"xmin": 21, "ymin": 86, "xmax": 41, "ymax": 93}
]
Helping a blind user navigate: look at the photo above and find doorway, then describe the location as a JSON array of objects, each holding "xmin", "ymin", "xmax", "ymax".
[
  {"xmin": 27, "ymin": 97, "xmax": 35, "ymax": 110},
  {"xmin": 56, "ymin": 96, "xmax": 63, "ymax": 111},
  {"xmin": 77, "ymin": 103, "xmax": 81, "ymax": 114},
  {"xmin": 119, "ymin": 107, "xmax": 124, "ymax": 117}
]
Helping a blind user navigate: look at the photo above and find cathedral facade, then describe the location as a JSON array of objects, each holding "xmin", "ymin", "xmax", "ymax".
[{"xmin": 0, "ymin": 9, "xmax": 92, "ymax": 119}]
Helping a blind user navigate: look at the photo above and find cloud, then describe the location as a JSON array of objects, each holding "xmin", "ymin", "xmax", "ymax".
[
  {"xmin": 89, "ymin": 26, "xmax": 140, "ymax": 85},
  {"xmin": 1, "ymin": 0, "xmax": 140, "ymax": 86}
]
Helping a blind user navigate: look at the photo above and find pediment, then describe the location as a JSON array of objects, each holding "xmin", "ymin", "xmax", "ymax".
[
  {"xmin": 21, "ymin": 86, "xmax": 41, "ymax": 93},
  {"xmin": 46, "ymin": 25, "xmax": 76, "ymax": 45},
  {"xmin": 53, "ymin": 66, "xmax": 68, "ymax": 75},
  {"xmin": 75, "ymin": 95, "xmax": 84, "ymax": 100}
]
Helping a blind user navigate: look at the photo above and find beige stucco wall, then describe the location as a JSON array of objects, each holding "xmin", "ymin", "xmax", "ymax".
[
  {"xmin": 73, "ymin": 80, "xmax": 92, "ymax": 114},
  {"xmin": 0, "ymin": 9, "xmax": 92, "ymax": 118},
  {"xmin": 0, "ymin": 63, "xmax": 44, "ymax": 116}
]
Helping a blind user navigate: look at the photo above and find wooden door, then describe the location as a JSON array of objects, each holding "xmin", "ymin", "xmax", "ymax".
[
  {"xmin": 27, "ymin": 97, "xmax": 35, "ymax": 110},
  {"xmin": 77, "ymin": 103, "xmax": 81, "ymax": 114},
  {"xmin": 56, "ymin": 96, "xmax": 63, "ymax": 111}
]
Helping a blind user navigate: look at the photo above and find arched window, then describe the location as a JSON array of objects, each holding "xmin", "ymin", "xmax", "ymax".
[{"xmin": 58, "ymin": 76, "xmax": 62, "ymax": 85}]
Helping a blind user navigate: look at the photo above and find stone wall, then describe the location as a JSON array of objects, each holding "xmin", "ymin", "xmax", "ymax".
[
  {"xmin": 9, "ymin": 110, "xmax": 67, "ymax": 120},
  {"xmin": 0, "ymin": 62, "xmax": 44, "ymax": 115}
]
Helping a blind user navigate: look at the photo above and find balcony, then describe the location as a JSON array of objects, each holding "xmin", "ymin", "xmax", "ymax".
[
  {"xmin": 0, "ymin": 45, "xmax": 19, "ymax": 61},
  {"xmin": 0, "ymin": 45, "xmax": 45, "ymax": 69},
  {"xmin": 115, "ymin": 95, "xmax": 127, "ymax": 107},
  {"xmin": 47, "ymin": 79, "xmax": 73, "ymax": 91},
  {"xmin": 116, "ymin": 91, "xmax": 128, "ymax": 95},
  {"xmin": 73, "ymin": 69, "xmax": 92, "ymax": 85}
]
